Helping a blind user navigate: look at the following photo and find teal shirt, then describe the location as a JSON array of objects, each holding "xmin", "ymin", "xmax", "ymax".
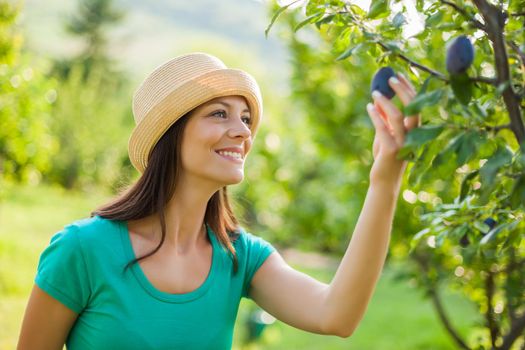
[{"xmin": 34, "ymin": 215, "xmax": 275, "ymax": 349}]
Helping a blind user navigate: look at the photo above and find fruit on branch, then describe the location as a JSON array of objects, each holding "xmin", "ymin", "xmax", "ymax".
[
  {"xmin": 459, "ymin": 218, "xmax": 497, "ymax": 247},
  {"xmin": 483, "ymin": 218, "xmax": 497, "ymax": 231},
  {"xmin": 446, "ymin": 35, "xmax": 474, "ymax": 75}
]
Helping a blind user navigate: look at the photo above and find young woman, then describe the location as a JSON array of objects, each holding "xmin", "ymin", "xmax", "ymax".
[{"xmin": 17, "ymin": 52, "xmax": 420, "ymax": 349}]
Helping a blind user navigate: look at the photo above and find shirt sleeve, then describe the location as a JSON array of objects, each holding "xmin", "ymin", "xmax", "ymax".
[
  {"xmin": 34, "ymin": 224, "xmax": 91, "ymax": 313},
  {"xmin": 241, "ymin": 231, "xmax": 276, "ymax": 298}
]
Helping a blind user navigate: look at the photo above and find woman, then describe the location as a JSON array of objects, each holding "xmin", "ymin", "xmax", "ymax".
[{"xmin": 17, "ymin": 52, "xmax": 419, "ymax": 349}]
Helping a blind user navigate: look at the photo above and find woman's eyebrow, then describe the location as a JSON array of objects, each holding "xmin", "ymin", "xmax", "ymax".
[{"xmin": 209, "ymin": 101, "xmax": 250, "ymax": 114}]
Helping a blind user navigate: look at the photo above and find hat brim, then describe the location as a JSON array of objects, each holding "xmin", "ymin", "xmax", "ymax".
[{"xmin": 128, "ymin": 68, "xmax": 262, "ymax": 173}]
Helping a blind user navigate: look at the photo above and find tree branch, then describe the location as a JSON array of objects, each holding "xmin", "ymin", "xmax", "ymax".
[
  {"xmin": 472, "ymin": 76, "xmax": 498, "ymax": 85},
  {"xmin": 472, "ymin": 0, "xmax": 525, "ymax": 145},
  {"xmin": 376, "ymin": 41, "xmax": 448, "ymax": 80},
  {"xmin": 499, "ymin": 311, "xmax": 525, "ymax": 350},
  {"xmin": 375, "ymin": 40, "xmax": 497, "ymax": 86},
  {"xmin": 505, "ymin": 247, "xmax": 517, "ymax": 325},
  {"xmin": 488, "ymin": 123, "xmax": 512, "ymax": 133},
  {"xmin": 501, "ymin": 258, "xmax": 525, "ymax": 274},
  {"xmin": 429, "ymin": 287, "xmax": 472, "ymax": 350},
  {"xmin": 412, "ymin": 252, "xmax": 471, "ymax": 350},
  {"xmin": 484, "ymin": 270, "xmax": 499, "ymax": 348},
  {"xmin": 440, "ymin": 0, "xmax": 486, "ymax": 31}
]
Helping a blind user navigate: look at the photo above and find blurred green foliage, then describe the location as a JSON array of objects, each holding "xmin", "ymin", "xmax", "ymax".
[
  {"xmin": 0, "ymin": 1, "xmax": 57, "ymax": 191},
  {"xmin": 44, "ymin": 63, "xmax": 134, "ymax": 189},
  {"xmin": 0, "ymin": 0, "xmax": 134, "ymax": 192},
  {"xmin": 45, "ymin": 0, "xmax": 133, "ymax": 190}
]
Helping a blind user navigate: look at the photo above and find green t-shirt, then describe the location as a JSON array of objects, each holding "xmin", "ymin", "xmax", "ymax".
[{"xmin": 34, "ymin": 215, "xmax": 275, "ymax": 349}]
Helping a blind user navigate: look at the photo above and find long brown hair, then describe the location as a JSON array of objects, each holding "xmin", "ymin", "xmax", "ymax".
[{"xmin": 90, "ymin": 110, "xmax": 241, "ymax": 274}]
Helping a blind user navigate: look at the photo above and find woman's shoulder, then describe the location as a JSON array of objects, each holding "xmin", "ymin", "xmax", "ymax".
[
  {"xmin": 52, "ymin": 215, "xmax": 122, "ymax": 246},
  {"xmin": 231, "ymin": 226, "xmax": 275, "ymax": 256}
]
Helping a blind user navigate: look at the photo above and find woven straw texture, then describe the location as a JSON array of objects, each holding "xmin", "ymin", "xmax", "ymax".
[{"xmin": 128, "ymin": 52, "xmax": 263, "ymax": 173}]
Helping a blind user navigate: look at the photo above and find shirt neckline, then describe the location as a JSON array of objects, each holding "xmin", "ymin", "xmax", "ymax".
[{"xmin": 119, "ymin": 220, "xmax": 218, "ymax": 303}]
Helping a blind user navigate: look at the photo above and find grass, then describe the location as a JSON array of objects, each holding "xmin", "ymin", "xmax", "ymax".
[{"xmin": 0, "ymin": 183, "xmax": 481, "ymax": 349}]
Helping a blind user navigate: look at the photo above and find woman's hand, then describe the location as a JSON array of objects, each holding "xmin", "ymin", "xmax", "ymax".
[{"xmin": 366, "ymin": 73, "xmax": 421, "ymax": 191}]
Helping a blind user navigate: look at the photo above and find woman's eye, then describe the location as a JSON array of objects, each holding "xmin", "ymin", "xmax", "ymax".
[
  {"xmin": 212, "ymin": 110, "xmax": 227, "ymax": 118},
  {"xmin": 212, "ymin": 110, "xmax": 252, "ymax": 126}
]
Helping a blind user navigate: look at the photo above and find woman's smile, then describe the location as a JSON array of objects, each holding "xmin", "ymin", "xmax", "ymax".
[
  {"xmin": 215, "ymin": 150, "xmax": 244, "ymax": 164},
  {"xmin": 214, "ymin": 145, "xmax": 245, "ymax": 164}
]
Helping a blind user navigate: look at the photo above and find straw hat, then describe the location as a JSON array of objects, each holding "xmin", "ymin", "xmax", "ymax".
[{"xmin": 128, "ymin": 52, "xmax": 263, "ymax": 173}]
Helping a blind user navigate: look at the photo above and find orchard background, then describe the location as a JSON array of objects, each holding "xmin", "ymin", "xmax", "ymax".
[{"xmin": 1, "ymin": 0, "xmax": 523, "ymax": 349}]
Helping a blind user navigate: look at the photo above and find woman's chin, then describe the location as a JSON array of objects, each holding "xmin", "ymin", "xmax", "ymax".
[{"xmin": 220, "ymin": 173, "xmax": 244, "ymax": 186}]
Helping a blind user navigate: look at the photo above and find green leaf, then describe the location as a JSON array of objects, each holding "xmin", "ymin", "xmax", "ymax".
[
  {"xmin": 479, "ymin": 145, "xmax": 513, "ymax": 189},
  {"xmin": 450, "ymin": 223, "xmax": 468, "ymax": 240},
  {"xmin": 450, "ymin": 73, "xmax": 473, "ymax": 105},
  {"xmin": 436, "ymin": 22, "xmax": 460, "ymax": 30},
  {"xmin": 509, "ymin": 175, "xmax": 525, "ymax": 209},
  {"xmin": 425, "ymin": 11, "xmax": 444, "ymax": 27},
  {"xmin": 383, "ymin": 40, "xmax": 402, "ymax": 53},
  {"xmin": 406, "ymin": 124, "xmax": 445, "ymax": 147},
  {"xmin": 336, "ymin": 43, "xmax": 364, "ymax": 61},
  {"xmin": 349, "ymin": 4, "xmax": 367, "ymax": 17},
  {"xmin": 403, "ymin": 89, "xmax": 444, "ymax": 115},
  {"xmin": 392, "ymin": 13, "xmax": 406, "ymax": 28},
  {"xmin": 471, "ymin": 101, "xmax": 488, "ymax": 119},
  {"xmin": 398, "ymin": 124, "xmax": 445, "ymax": 159},
  {"xmin": 480, "ymin": 220, "xmax": 520, "ymax": 245},
  {"xmin": 409, "ymin": 228, "xmax": 430, "ymax": 252},
  {"xmin": 363, "ymin": 30, "xmax": 379, "ymax": 40},
  {"xmin": 419, "ymin": 75, "xmax": 435, "ymax": 95},
  {"xmin": 315, "ymin": 14, "xmax": 336, "ymax": 29},
  {"xmin": 473, "ymin": 219, "xmax": 491, "ymax": 234},
  {"xmin": 265, "ymin": 0, "xmax": 303, "ymax": 38},
  {"xmin": 407, "ymin": 144, "xmax": 430, "ymax": 187},
  {"xmin": 456, "ymin": 131, "xmax": 483, "ymax": 167},
  {"xmin": 294, "ymin": 12, "xmax": 324, "ymax": 32},
  {"xmin": 431, "ymin": 132, "xmax": 466, "ymax": 176},
  {"xmin": 367, "ymin": 0, "xmax": 389, "ymax": 19},
  {"xmin": 459, "ymin": 169, "xmax": 479, "ymax": 202}
]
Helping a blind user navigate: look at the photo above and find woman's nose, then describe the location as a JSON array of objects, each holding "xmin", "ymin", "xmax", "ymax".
[{"xmin": 228, "ymin": 117, "xmax": 252, "ymax": 139}]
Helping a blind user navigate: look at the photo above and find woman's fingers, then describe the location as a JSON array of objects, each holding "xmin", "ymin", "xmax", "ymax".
[
  {"xmin": 372, "ymin": 90, "xmax": 405, "ymax": 146},
  {"xmin": 388, "ymin": 74, "xmax": 420, "ymax": 131},
  {"xmin": 388, "ymin": 75, "xmax": 414, "ymax": 106},
  {"xmin": 367, "ymin": 103, "xmax": 392, "ymax": 141},
  {"xmin": 397, "ymin": 72, "xmax": 417, "ymax": 97},
  {"xmin": 397, "ymin": 73, "xmax": 421, "ymax": 128}
]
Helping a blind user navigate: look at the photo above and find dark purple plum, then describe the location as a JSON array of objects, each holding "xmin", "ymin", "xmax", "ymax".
[
  {"xmin": 484, "ymin": 218, "xmax": 497, "ymax": 231},
  {"xmin": 446, "ymin": 35, "xmax": 474, "ymax": 75},
  {"xmin": 371, "ymin": 67, "xmax": 396, "ymax": 99},
  {"xmin": 459, "ymin": 234, "xmax": 470, "ymax": 247}
]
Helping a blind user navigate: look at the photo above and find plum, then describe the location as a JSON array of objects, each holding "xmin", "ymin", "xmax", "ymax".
[
  {"xmin": 371, "ymin": 67, "xmax": 396, "ymax": 99},
  {"xmin": 460, "ymin": 234, "xmax": 470, "ymax": 247},
  {"xmin": 446, "ymin": 35, "xmax": 474, "ymax": 75},
  {"xmin": 484, "ymin": 218, "xmax": 497, "ymax": 231},
  {"xmin": 460, "ymin": 218, "xmax": 497, "ymax": 247}
]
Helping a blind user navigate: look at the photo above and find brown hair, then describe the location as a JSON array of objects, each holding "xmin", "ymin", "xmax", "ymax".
[{"xmin": 90, "ymin": 111, "xmax": 240, "ymax": 274}]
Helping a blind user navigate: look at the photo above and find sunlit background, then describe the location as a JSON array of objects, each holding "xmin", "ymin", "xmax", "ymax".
[{"xmin": 0, "ymin": 0, "xmax": 492, "ymax": 349}]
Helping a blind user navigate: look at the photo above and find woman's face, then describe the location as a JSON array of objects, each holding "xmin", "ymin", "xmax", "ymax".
[{"xmin": 180, "ymin": 95, "xmax": 254, "ymax": 187}]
